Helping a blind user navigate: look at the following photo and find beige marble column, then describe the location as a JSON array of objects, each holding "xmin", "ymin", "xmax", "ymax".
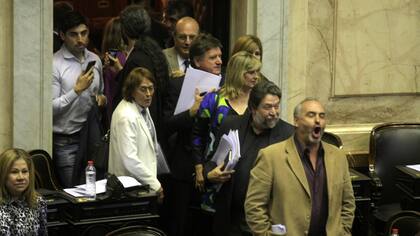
[
  {"xmin": 230, "ymin": 0, "xmax": 289, "ymax": 118},
  {"xmin": 0, "ymin": 1, "xmax": 13, "ymax": 151},
  {"xmin": 12, "ymin": 0, "xmax": 53, "ymax": 153}
]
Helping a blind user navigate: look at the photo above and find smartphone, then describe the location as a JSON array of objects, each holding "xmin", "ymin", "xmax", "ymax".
[
  {"xmin": 199, "ymin": 91, "xmax": 207, "ymax": 96},
  {"xmin": 108, "ymin": 48, "xmax": 118, "ymax": 58},
  {"xmin": 85, "ymin": 61, "xmax": 96, "ymax": 72}
]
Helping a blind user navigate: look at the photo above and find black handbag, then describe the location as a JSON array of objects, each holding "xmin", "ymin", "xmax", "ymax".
[{"xmin": 105, "ymin": 173, "xmax": 125, "ymax": 199}]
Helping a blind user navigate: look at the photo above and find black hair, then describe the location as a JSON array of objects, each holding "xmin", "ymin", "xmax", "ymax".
[
  {"xmin": 60, "ymin": 11, "xmax": 88, "ymax": 34},
  {"xmin": 53, "ymin": 1, "xmax": 73, "ymax": 31},
  {"xmin": 120, "ymin": 5, "xmax": 151, "ymax": 39},
  {"xmin": 167, "ymin": 1, "xmax": 194, "ymax": 20},
  {"xmin": 189, "ymin": 33, "xmax": 222, "ymax": 67},
  {"xmin": 249, "ymin": 80, "xmax": 282, "ymax": 110}
]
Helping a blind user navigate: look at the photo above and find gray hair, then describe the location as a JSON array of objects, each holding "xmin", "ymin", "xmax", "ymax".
[
  {"xmin": 293, "ymin": 97, "xmax": 321, "ymax": 118},
  {"xmin": 120, "ymin": 5, "xmax": 151, "ymax": 39}
]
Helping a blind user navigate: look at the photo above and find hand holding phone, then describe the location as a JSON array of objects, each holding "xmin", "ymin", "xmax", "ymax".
[
  {"xmin": 85, "ymin": 61, "xmax": 96, "ymax": 73},
  {"xmin": 75, "ymin": 65, "xmax": 95, "ymax": 95},
  {"xmin": 108, "ymin": 49, "xmax": 118, "ymax": 58}
]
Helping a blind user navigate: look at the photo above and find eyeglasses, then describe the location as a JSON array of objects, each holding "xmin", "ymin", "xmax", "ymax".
[
  {"xmin": 175, "ymin": 34, "xmax": 197, "ymax": 42},
  {"xmin": 137, "ymin": 86, "xmax": 154, "ymax": 93}
]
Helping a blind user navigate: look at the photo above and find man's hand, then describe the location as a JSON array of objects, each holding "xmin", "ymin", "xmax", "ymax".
[
  {"xmin": 104, "ymin": 52, "xmax": 123, "ymax": 73},
  {"xmin": 207, "ymin": 163, "xmax": 234, "ymax": 183},
  {"xmin": 194, "ymin": 164, "xmax": 205, "ymax": 192},
  {"xmin": 189, "ymin": 88, "xmax": 205, "ymax": 117},
  {"xmin": 95, "ymin": 94, "xmax": 107, "ymax": 107},
  {"xmin": 74, "ymin": 67, "xmax": 94, "ymax": 95},
  {"xmin": 157, "ymin": 187, "xmax": 164, "ymax": 204}
]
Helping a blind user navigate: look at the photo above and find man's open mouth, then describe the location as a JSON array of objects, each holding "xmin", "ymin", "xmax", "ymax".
[{"xmin": 312, "ymin": 126, "xmax": 322, "ymax": 139}]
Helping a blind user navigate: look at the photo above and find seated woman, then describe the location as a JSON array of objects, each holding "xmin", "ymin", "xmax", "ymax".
[
  {"xmin": 0, "ymin": 148, "xmax": 48, "ymax": 236},
  {"xmin": 108, "ymin": 67, "xmax": 164, "ymax": 202}
]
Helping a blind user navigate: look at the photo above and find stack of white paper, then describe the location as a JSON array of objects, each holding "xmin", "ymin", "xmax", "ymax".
[
  {"xmin": 406, "ymin": 164, "xmax": 420, "ymax": 172},
  {"xmin": 174, "ymin": 66, "xmax": 221, "ymax": 115},
  {"xmin": 63, "ymin": 176, "xmax": 142, "ymax": 198},
  {"xmin": 211, "ymin": 129, "xmax": 241, "ymax": 170}
]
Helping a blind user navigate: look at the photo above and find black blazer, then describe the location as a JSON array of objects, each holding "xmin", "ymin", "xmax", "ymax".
[
  {"xmin": 162, "ymin": 76, "xmax": 196, "ymax": 181},
  {"xmin": 205, "ymin": 113, "xmax": 295, "ymax": 236}
]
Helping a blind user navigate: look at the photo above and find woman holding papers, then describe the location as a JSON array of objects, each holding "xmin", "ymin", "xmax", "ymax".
[
  {"xmin": 108, "ymin": 67, "xmax": 164, "ymax": 202},
  {"xmin": 191, "ymin": 51, "xmax": 262, "ymax": 195},
  {"xmin": 0, "ymin": 148, "xmax": 48, "ymax": 236}
]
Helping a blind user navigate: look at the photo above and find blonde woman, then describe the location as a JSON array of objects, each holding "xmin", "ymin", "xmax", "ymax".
[
  {"xmin": 0, "ymin": 148, "xmax": 47, "ymax": 236},
  {"xmin": 192, "ymin": 51, "xmax": 262, "ymax": 195}
]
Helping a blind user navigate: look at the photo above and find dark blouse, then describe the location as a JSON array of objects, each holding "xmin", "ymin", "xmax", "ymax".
[{"xmin": 0, "ymin": 196, "xmax": 48, "ymax": 236}]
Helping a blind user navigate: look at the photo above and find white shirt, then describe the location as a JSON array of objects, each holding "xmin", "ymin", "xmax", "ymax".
[{"xmin": 52, "ymin": 45, "xmax": 103, "ymax": 134}]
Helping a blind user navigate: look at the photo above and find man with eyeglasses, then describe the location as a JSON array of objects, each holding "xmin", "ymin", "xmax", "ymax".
[
  {"xmin": 204, "ymin": 81, "xmax": 294, "ymax": 236},
  {"xmin": 163, "ymin": 17, "xmax": 199, "ymax": 76}
]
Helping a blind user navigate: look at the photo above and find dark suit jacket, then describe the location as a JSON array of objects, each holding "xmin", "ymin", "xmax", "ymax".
[
  {"xmin": 162, "ymin": 75, "xmax": 195, "ymax": 181},
  {"xmin": 204, "ymin": 113, "xmax": 295, "ymax": 236}
]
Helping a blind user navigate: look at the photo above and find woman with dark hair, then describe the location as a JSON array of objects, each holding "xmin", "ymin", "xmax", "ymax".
[
  {"xmin": 115, "ymin": 5, "xmax": 170, "ymax": 142},
  {"xmin": 0, "ymin": 148, "xmax": 47, "ymax": 236},
  {"xmin": 232, "ymin": 35, "xmax": 268, "ymax": 81},
  {"xmin": 109, "ymin": 67, "xmax": 164, "ymax": 202},
  {"xmin": 102, "ymin": 17, "xmax": 128, "ymax": 128},
  {"xmin": 231, "ymin": 35, "xmax": 263, "ymax": 61}
]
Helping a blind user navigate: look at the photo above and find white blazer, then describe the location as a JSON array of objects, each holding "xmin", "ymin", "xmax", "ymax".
[{"xmin": 108, "ymin": 99, "xmax": 161, "ymax": 191}]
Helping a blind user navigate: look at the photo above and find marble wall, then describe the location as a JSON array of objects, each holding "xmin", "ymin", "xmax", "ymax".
[
  {"xmin": 287, "ymin": 0, "xmax": 420, "ymax": 155},
  {"xmin": 0, "ymin": 0, "xmax": 53, "ymax": 153},
  {"xmin": 13, "ymin": 0, "xmax": 53, "ymax": 153},
  {"xmin": 0, "ymin": 1, "xmax": 13, "ymax": 151},
  {"xmin": 232, "ymin": 0, "xmax": 420, "ymax": 158},
  {"xmin": 334, "ymin": 0, "xmax": 420, "ymax": 96}
]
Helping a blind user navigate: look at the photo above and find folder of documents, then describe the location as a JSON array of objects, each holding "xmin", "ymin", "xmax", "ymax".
[{"xmin": 211, "ymin": 129, "xmax": 241, "ymax": 170}]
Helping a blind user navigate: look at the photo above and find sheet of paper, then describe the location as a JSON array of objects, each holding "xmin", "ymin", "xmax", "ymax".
[
  {"xmin": 63, "ymin": 176, "xmax": 142, "ymax": 198},
  {"xmin": 406, "ymin": 164, "xmax": 420, "ymax": 172},
  {"xmin": 174, "ymin": 66, "xmax": 221, "ymax": 115},
  {"xmin": 211, "ymin": 134, "xmax": 233, "ymax": 166}
]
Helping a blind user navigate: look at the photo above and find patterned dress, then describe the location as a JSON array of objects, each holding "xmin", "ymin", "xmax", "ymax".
[
  {"xmin": 191, "ymin": 91, "xmax": 233, "ymax": 165},
  {"xmin": 0, "ymin": 196, "xmax": 48, "ymax": 236}
]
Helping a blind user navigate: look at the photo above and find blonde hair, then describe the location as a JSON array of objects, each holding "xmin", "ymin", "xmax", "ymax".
[
  {"xmin": 220, "ymin": 51, "xmax": 261, "ymax": 99},
  {"xmin": 0, "ymin": 148, "xmax": 38, "ymax": 208},
  {"xmin": 231, "ymin": 35, "xmax": 263, "ymax": 61}
]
